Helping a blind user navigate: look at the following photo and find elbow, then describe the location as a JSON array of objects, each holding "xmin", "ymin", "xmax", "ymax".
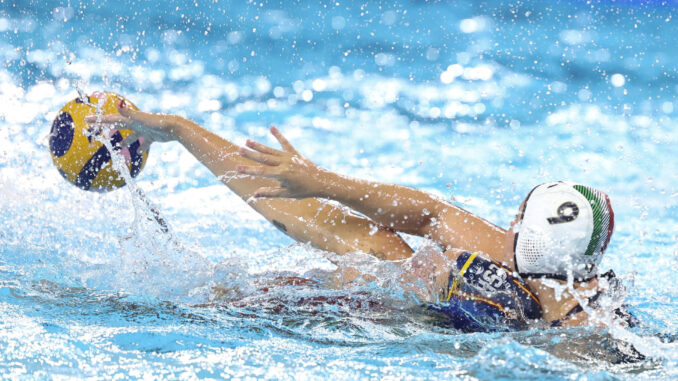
[{"xmin": 415, "ymin": 197, "xmax": 449, "ymax": 235}]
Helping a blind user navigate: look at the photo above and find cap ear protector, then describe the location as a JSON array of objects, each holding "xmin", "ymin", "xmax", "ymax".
[{"xmin": 513, "ymin": 181, "xmax": 615, "ymax": 282}]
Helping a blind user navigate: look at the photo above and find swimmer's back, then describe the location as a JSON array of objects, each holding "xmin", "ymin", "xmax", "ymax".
[{"xmin": 430, "ymin": 251, "xmax": 542, "ymax": 332}]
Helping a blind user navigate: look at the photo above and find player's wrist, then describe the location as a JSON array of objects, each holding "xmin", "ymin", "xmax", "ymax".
[
  {"xmin": 171, "ymin": 116, "xmax": 203, "ymax": 142},
  {"xmin": 316, "ymin": 170, "xmax": 353, "ymax": 200},
  {"xmin": 313, "ymin": 167, "xmax": 336, "ymax": 199}
]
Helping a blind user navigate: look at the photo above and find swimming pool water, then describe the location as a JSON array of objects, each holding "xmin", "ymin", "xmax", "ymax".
[{"xmin": 1, "ymin": 0, "xmax": 677, "ymax": 379}]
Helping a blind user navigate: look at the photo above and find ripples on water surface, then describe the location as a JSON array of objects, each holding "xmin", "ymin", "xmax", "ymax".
[{"xmin": 0, "ymin": 0, "xmax": 677, "ymax": 379}]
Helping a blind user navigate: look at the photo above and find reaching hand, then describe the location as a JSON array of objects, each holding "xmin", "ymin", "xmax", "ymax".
[
  {"xmin": 237, "ymin": 127, "xmax": 326, "ymax": 199},
  {"xmin": 84, "ymin": 100, "xmax": 178, "ymax": 150}
]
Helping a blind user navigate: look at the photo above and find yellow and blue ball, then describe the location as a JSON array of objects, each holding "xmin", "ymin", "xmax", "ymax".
[{"xmin": 49, "ymin": 92, "xmax": 149, "ymax": 192}]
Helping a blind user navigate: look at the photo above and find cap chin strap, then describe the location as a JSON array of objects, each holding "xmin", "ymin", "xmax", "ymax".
[{"xmin": 518, "ymin": 271, "xmax": 597, "ymax": 283}]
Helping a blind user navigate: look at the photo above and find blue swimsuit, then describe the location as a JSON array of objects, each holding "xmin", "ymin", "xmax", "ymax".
[{"xmin": 429, "ymin": 251, "xmax": 542, "ymax": 332}]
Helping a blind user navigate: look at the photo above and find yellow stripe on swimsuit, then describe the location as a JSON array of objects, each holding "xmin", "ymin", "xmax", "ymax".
[{"xmin": 445, "ymin": 251, "xmax": 479, "ymax": 301}]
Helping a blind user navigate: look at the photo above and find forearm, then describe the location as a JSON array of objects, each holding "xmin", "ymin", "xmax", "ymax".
[
  {"xmin": 171, "ymin": 117, "xmax": 436, "ymax": 233},
  {"xmin": 166, "ymin": 117, "xmax": 414, "ymax": 259},
  {"xmin": 170, "ymin": 116, "xmax": 276, "ymax": 198},
  {"xmin": 316, "ymin": 170, "xmax": 444, "ymax": 235},
  {"xmin": 233, "ymin": 127, "xmax": 505, "ymax": 255}
]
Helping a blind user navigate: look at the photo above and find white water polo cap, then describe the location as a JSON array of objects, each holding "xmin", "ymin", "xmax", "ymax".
[{"xmin": 514, "ymin": 181, "xmax": 615, "ymax": 281}]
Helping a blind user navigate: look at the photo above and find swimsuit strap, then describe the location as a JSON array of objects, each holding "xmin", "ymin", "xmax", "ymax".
[
  {"xmin": 550, "ymin": 270, "xmax": 619, "ymax": 327},
  {"xmin": 550, "ymin": 290, "xmax": 603, "ymax": 327},
  {"xmin": 445, "ymin": 251, "xmax": 479, "ymax": 301},
  {"xmin": 550, "ymin": 270, "xmax": 639, "ymax": 328}
]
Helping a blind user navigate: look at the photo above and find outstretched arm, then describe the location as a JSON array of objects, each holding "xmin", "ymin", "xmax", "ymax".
[
  {"xmin": 238, "ymin": 128, "xmax": 508, "ymax": 260},
  {"xmin": 85, "ymin": 101, "xmax": 414, "ymax": 260}
]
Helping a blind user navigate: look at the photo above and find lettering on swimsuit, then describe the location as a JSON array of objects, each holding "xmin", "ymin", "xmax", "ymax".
[{"xmin": 468, "ymin": 262, "xmax": 507, "ymax": 294}]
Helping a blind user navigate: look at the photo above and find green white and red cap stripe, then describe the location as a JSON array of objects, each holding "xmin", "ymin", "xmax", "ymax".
[{"xmin": 572, "ymin": 184, "xmax": 615, "ymax": 257}]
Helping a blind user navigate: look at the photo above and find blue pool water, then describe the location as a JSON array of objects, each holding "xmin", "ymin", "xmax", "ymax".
[{"xmin": 1, "ymin": 0, "xmax": 677, "ymax": 379}]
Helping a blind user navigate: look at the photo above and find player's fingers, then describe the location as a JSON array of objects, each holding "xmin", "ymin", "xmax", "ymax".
[
  {"xmin": 245, "ymin": 139, "xmax": 284, "ymax": 156},
  {"xmin": 139, "ymin": 137, "xmax": 151, "ymax": 153},
  {"xmin": 253, "ymin": 186, "xmax": 289, "ymax": 198},
  {"xmin": 121, "ymin": 131, "xmax": 142, "ymax": 148},
  {"xmin": 270, "ymin": 126, "xmax": 299, "ymax": 154},
  {"xmin": 238, "ymin": 147, "xmax": 281, "ymax": 166},
  {"xmin": 118, "ymin": 100, "xmax": 173, "ymax": 130}
]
